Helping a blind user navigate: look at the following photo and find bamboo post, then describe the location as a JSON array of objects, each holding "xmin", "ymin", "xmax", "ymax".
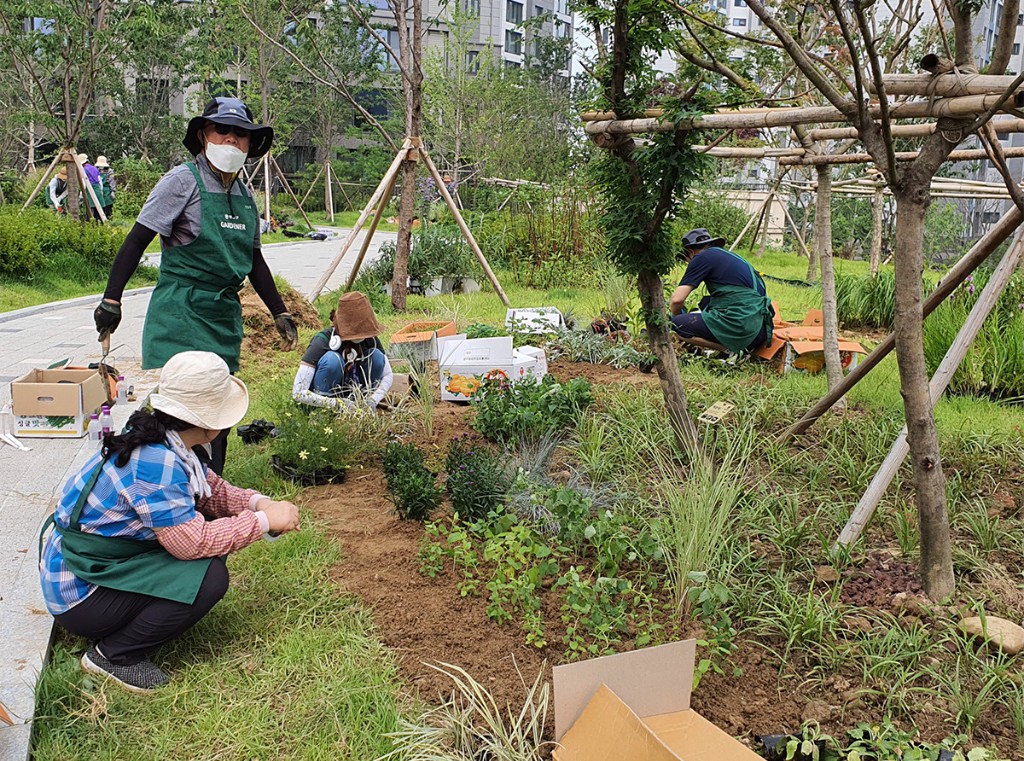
[
  {"xmin": 298, "ymin": 163, "xmax": 324, "ymax": 207},
  {"xmin": 307, "ymin": 142, "xmax": 411, "ymax": 300},
  {"xmin": 870, "ymin": 182, "xmax": 884, "ymax": 276},
  {"xmin": 419, "ymin": 146, "xmax": 511, "ymax": 308},
  {"xmin": 836, "ymin": 229, "xmax": 1024, "ymax": 548},
  {"xmin": 270, "ymin": 156, "xmax": 314, "ymax": 230},
  {"xmin": 325, "ymin": 162, "xmax": 335, "ymax": 223},
  {"xmin": 21, "ymin": 151, "xmax": 64, "ymax": 211},
  {"xmin": 870, "ymin": 73, "xmax": 1024, "ymax": 97},
  {"xmin": 781, "ymin": 200, "xmax": 811, "ymax": 258},
  {"xmin": 343, "ymin": 167, "xmax": 401, "ymax": 290},
  {"xmin": 731, "ymin": 194, "xmax": 770, "ymax": 251},
  {"xmin": 70, "ymin": 152, "xmax": 107, "ymax": 223},
  {"xmin": 781, "ymin": 145, "xmax": 1024, "ymax": 166},
  {"xmin": 779, "ymin": 205, "xmax": 1024, "ymax": 441},
  {"xmin": 262, "ymin": 154, "xmax": 272, "ymax": 224}
]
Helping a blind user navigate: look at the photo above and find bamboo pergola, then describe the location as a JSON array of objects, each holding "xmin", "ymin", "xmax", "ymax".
[{"xmin": 583, "ymin": 67, "xmax": 1024, "ymax": 549}]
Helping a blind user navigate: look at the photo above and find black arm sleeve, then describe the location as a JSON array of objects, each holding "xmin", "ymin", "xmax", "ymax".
[
  {"xmin": 103, "ymin": 222, "xmax": 158, "ymax": 302},
  {"xmin": 249, "ymin": 247, "xmax": 287, "ymax": 316}
]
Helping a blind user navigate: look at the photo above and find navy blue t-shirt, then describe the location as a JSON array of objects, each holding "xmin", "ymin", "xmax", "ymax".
[{"xmin": 679, "ymin": 247, "xmax": 765, "ymax": 295}]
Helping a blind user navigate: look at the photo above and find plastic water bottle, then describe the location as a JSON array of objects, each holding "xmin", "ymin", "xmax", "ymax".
[
  {"xmin": 100, "ymin": 405, "xmax": 113, "ymax": 437},
  {"xmin": 116, "ymin": 376, "xmax": 128, "ymax": 405},
  {"xmin": 87, "ymin": 413, "xmax": 101, "ymax": 444}
]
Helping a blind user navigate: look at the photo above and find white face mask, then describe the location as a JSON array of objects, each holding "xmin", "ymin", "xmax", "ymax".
[{"xmin": 205, "ymin": 142, "xmax": 247, "ymax": 174}]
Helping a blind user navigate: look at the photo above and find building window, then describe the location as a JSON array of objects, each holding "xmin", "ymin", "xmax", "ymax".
[
  {"xmin": 732, "ymin": 17, "xmax": 747, "ymax": 26},
  {"xmin": 1018, "ymin": 13, "xmax": 1023, "ymax": 24},
  {"xmin": 464, "ymin": 0, "xmax": 481, "ymax": 14},
  {"xmin": 734, "ymin": 0, "xmax": 745, "ymax": 5},
  {"xmin": 506, "ymin": 0, "xmax": 524, "ymax": 24},
  {"xmin": 466, "ymin": 49, "xmax": 479, "ymax": 72},
  {"xmin": 555, "ymin": 19, "xmax": 568, "ymax": 38},
  {"xmin": 377, "ymin": 29, "xmax": 401, "ymax": 70},
  {"xmin": 505, "ymin": 29, "xmax": 523, "ymax": 55},
  {"xmin": 534, "ymin": 4, "xmax": 544, "ymax": 18}
]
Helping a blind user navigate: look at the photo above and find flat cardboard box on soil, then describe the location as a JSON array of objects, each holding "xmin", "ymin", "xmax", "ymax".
[
  {"xmin": 437, "ymin": 335, "xmax": 547, "ymax": 401},
  {"xmin": 553, "ymin": 639, "xmax": 761, "ymax": 761},
  {"xmin": 11, "ymin": 368, "xmax": 106, "ymax": 438}
]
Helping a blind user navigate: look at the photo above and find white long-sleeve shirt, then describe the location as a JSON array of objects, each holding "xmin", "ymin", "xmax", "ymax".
[{"xmin": 291, "ymin": 356, "xmax": 394, "ymax": 410}]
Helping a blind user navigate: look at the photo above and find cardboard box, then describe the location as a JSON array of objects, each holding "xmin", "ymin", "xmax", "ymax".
[
  {"xmin": 553, "ymin": 639, "xmax": 761, "ymax": 761},
  {"xmin": 389, "ymin": 320, "xmax": 458, "ymax": 364},
  {"xmin": 753, "ymin": 324, "xmax": 867, "ymax": 376},
  {"xmin": 437, "ymin": 335, "xmax": 547, "ymax": 401},
  {"xmin": 505, "ymin": 307, "xmax": 565, "ymax": 334},
  {"xmin": 11, "ymin": 368, "xmax": 106, "ymax": 438}
]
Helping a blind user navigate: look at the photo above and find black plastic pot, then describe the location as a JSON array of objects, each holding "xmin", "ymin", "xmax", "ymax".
[{"xmin": 271, "ymin": 456, "xmax": 347, "ymax": 486}]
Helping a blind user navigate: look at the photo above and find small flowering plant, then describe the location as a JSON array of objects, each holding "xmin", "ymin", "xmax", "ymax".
[{"xmin": 270, "ymin": 405, "xmax": 378, "ymax": 480}]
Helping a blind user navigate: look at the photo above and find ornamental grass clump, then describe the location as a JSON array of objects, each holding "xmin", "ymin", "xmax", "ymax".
[
  {"xmin": 382, "ymin": 442, "xmax": 444, "ymax": 521},
  {"xmin": 471, "ymin": 374, "xmax": 594, "ymax": 444},
  {"xmin": 445, "ymin": 436, "xmax": 513, "ymax": 522}
]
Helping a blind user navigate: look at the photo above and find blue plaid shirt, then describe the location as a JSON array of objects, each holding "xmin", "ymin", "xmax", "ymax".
[{"xmin": 40, "ymin": 444, "xmax": 198, "ymax": 615}]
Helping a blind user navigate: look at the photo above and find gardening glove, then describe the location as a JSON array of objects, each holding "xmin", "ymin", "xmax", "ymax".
[
  {"xmin": 274, "ymin": 312, "xmax": 299, "ymax": 351},
  {"xmin": 94, "ymin": 300, "xmax": 122, "ymax": 340}
]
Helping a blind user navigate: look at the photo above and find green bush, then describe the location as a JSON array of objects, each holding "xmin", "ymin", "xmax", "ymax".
[
  {"xmin": 270, "ymin": 404, "xmax": 386, "ymax": 477},
  {"xmin": 382, "ymin": 442, "xmax": 444, "ymax": 521},
  {"xmin": 445, "ymin": 436, "xmax": 513, "ymax": 522},
  {"xmin": 673, "ymin": 190, "xmax": 750, "ymax": 250},
  {"xmin": 363, "ymin": 225, "xmax": 482, "ymax": 285},
  {"xmin": 0, "ymin": 208, "xmax": 126, "ymax": 278},
  {"xmin": 471, "ymin": 374, "xmax": 594, "ymax": 444},
  {"xmin": 835, "ymin": 270, "xmax": 900, "ymax": 329},
  {"xmin": 0, "ymin": 209, "xmax": 45, "ymax": 275},
  {"xmin": 112, "ymin": 158, "xmax": 165, "ymax": 219}
]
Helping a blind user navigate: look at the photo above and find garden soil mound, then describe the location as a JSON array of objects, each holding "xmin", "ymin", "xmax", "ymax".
[{"xmin": 240, "ymin": 284, "xmax": 322, "ymax": 353}]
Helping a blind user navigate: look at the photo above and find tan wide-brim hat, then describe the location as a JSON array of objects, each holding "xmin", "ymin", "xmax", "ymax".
[
  {"xmin": 150, "ymin": 351, "xmax": 249, "ymax": 430},
  {"xmin": 333, "ymin": 291, "xmax": 384, "ymax": 342},
  {"xmin": 95, "ymin": 155, "xmax": 110, "ymax": 168},
  {"xmin": 57, "ymin": 168, "xmax": 68, "ymax": 181},
  {"xmin": 77, "ymin": 153, "xmax": 89, "ymax": 165}
]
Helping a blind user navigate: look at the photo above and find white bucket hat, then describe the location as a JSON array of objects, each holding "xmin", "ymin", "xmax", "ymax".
[{"xmin": 150, "ymin": 351, "xmax": 249, "ymax": 430}]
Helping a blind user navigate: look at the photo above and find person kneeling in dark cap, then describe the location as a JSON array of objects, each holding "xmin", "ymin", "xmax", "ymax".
[
  {"xmin": 668, "ymin": 228, "xmax": 775, "ymax": 353},
  {"xmin": 92, "ymin": 97, "xmax": 299, "ymax": 474}
]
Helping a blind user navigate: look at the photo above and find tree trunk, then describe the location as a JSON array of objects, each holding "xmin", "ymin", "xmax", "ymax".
[
  {"xmin": 389, "ymin": 0, "xmax": 423, "ymax": 311},
  {"xmin": 65, "ymin": 157, "xmax": 82, "ymax": 221},
  {"xmin": 637, "ymin": 269, "xmax": 701, "ymax": 454},
  {"xmin": 892, "ymin": 187, "xmax": 954, "ymax": 601},
  {"xmin": 870, "ymin": 184, "xmax": 884, "ymax": 276},
  {"xmin": 816, "ymin": 165, "xmax": 845, "ymax": 404}
]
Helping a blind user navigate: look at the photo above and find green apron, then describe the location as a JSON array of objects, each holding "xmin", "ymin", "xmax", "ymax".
[
  {"xmin": 142, "ymin": 163, "xmax": 257, "ymax": 372},
  {"xmin": 700, "ymin": 251, "xmax": 775, "ymax": 353},
  {"xmin": 40, "ymin": 454, "xmax": 211, "ymax": 605}
]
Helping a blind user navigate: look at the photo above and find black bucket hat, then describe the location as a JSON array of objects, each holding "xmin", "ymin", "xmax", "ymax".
[
  {"xmin": 183, "ymin": 97, "xmax": 274, "ymax": 160},
  {"xmin": 682, "ymin": 228, "xmax": 726, "ymax": 251}
]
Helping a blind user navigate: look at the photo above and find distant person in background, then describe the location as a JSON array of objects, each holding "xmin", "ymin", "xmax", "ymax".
[
  {"xmin": 46, "ymin": 166, "xmax": 68, "ymax": 214},
  {"xmin": 79, "ymin": 153, "xmax": 105, "ymax": 220},
  {"xmin": 96, "ymin": 156, "xmax": 116, "ymax": 220}
]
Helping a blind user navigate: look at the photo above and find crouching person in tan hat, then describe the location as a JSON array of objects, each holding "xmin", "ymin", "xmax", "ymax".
[
  {"xmin": 292, "ymin": 291, "xmax": 393, "ymax": 410},
  {"xmin": 39, "ymin": 351, "xmax": 300, "ymax": 694}
]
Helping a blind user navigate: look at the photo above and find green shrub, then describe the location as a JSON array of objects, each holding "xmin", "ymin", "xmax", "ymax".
[
  {"xmin": 0, "ymin": 209, "xmax": 45, "ymax": 275},
  {"xmin": 112, "ymin": 158, "xmax": 165, "ymax": 219},
  {"xmin": 270, "ymin": 404, "xmax": 386, "ymax": 477},
  {"xmin": 445, "ymin": 436, "xmax": 513, "ymax": 522},
  {"xmin": 363, "ymin": 225, "xmax": 482, "ymax": 285},
  {"xmin": 382, "ymin": 442, "xmax": 443, "ymax": 521},
  {"xmin": 471, "ymin": 374, "xmax": 594, "ymax": 444},
  {"xmin": 673, "ymin": 190, "xmax": 750, "ymax": 250}
]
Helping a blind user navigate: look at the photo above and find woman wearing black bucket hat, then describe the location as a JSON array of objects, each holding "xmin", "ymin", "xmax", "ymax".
[{"xmin": 93, "ymin": 97, "xmax": 299, "ymax": 474}]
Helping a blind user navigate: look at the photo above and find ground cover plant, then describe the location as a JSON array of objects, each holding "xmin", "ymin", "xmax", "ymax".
[
  {"xmin": 382, "ymin": 442, "xmax": 444, "ymax": 520},
  {"xmin": 32, "ymin": 249, "xmax": 1024, "ymax": 760}
]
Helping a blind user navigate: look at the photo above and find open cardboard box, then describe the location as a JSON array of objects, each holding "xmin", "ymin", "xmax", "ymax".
[
  {"xmin": 505, "ymin": 306, "xmax": 565, "ymax": 334},
  {"xmin": 553, "ymin": 639, "xmax": 761, "ymax": 761},
  {"xmin": 437, "ymin": 335, "xmax": 547, "ymax": 401},
  {"xmin": 11, "ymin": 368, "xmax": 106, "ymax": 437},
  {"xmin": 389, "ymin": 320, "xmax": 458, "ymax": 364}
]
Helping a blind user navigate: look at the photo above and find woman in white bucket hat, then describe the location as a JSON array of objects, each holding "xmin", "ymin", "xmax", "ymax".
[{"xmin": 39, "ymin": 351, "xmax": 300, "ymax": 694}]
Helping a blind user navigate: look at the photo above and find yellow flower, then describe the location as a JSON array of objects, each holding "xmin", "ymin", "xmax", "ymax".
[
  {"xmin": 319, "ymin": 446, "xmax": 328, "ymax": 452},
  {"xmin": 299, "ymin": 450, "xmax": 309, "ymax": 460},
  {"xmin": 323, "ymin": 426, "xmax": 333, "ymax": 435}
]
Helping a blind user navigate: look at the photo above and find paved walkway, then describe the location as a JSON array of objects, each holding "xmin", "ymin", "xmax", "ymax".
[{"xmin": 0, "ymin": 230, "xmax": 393, "ymax": 761}]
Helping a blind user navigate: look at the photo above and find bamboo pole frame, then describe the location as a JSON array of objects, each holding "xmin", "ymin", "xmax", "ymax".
[
  {"xmin": 308, "ymin": 141, "xmax": 411, "ymax": 300},
  {"xmin": 270, "ymin": 156, "xmax": 314, "ymax": 230},
  {"xmin": 870, "ymin": 73, "xmax": 1024, "ymax": 97},
  {"xmin": 70, "ymin": 152, "xmax": 107, "ymax": 223},
  {"xmin": 779, "ymin": 206, "xmax": 1024, "ymax": 441},
  {"xmin": 299, "ymin": 163, "xmax": 324, "ymax": 207},
  {"xmin": 325, "ymin": 162, "xmax": 336, "ymax": 222},
  {"xmin": 343, "ymin": 165, "xmax": 401, "ymax": 291},
  {"xmin": 21, "ymin": 151, "xmax": 64, "ymax": 211},
  {"xmin": 584, "ymin": 93, "xmax": 1024, "ymax": 135},
  {"xmin": 781, "ymin": 145, "xmax": 1024, "ymax": 166},
  {"xmin": 836, "ymin": 228, "xmax": 1024, "ymax": 548},
  {"xmin": 809, "ymin": 118, "xmax": 1024, "ymax": 141}
]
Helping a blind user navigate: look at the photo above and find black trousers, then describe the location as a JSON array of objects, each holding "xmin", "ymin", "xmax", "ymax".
[
  {"xmin": 54, "ymin": 557, "xmax": 229, "ymax": 665},
  {"xmin": 670, "ymin": 312, "xmax": 769, "ymax": 352}
]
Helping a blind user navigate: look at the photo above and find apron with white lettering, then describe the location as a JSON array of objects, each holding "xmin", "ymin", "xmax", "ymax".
[{"xmin": 142, "ymin": 163, "xmax": 256, "ymax": 372}]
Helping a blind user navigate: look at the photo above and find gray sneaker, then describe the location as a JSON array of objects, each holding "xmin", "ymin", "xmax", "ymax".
[{"xmin": 81, "ymin": 647, "xmax": 169, "ymax": 693}]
